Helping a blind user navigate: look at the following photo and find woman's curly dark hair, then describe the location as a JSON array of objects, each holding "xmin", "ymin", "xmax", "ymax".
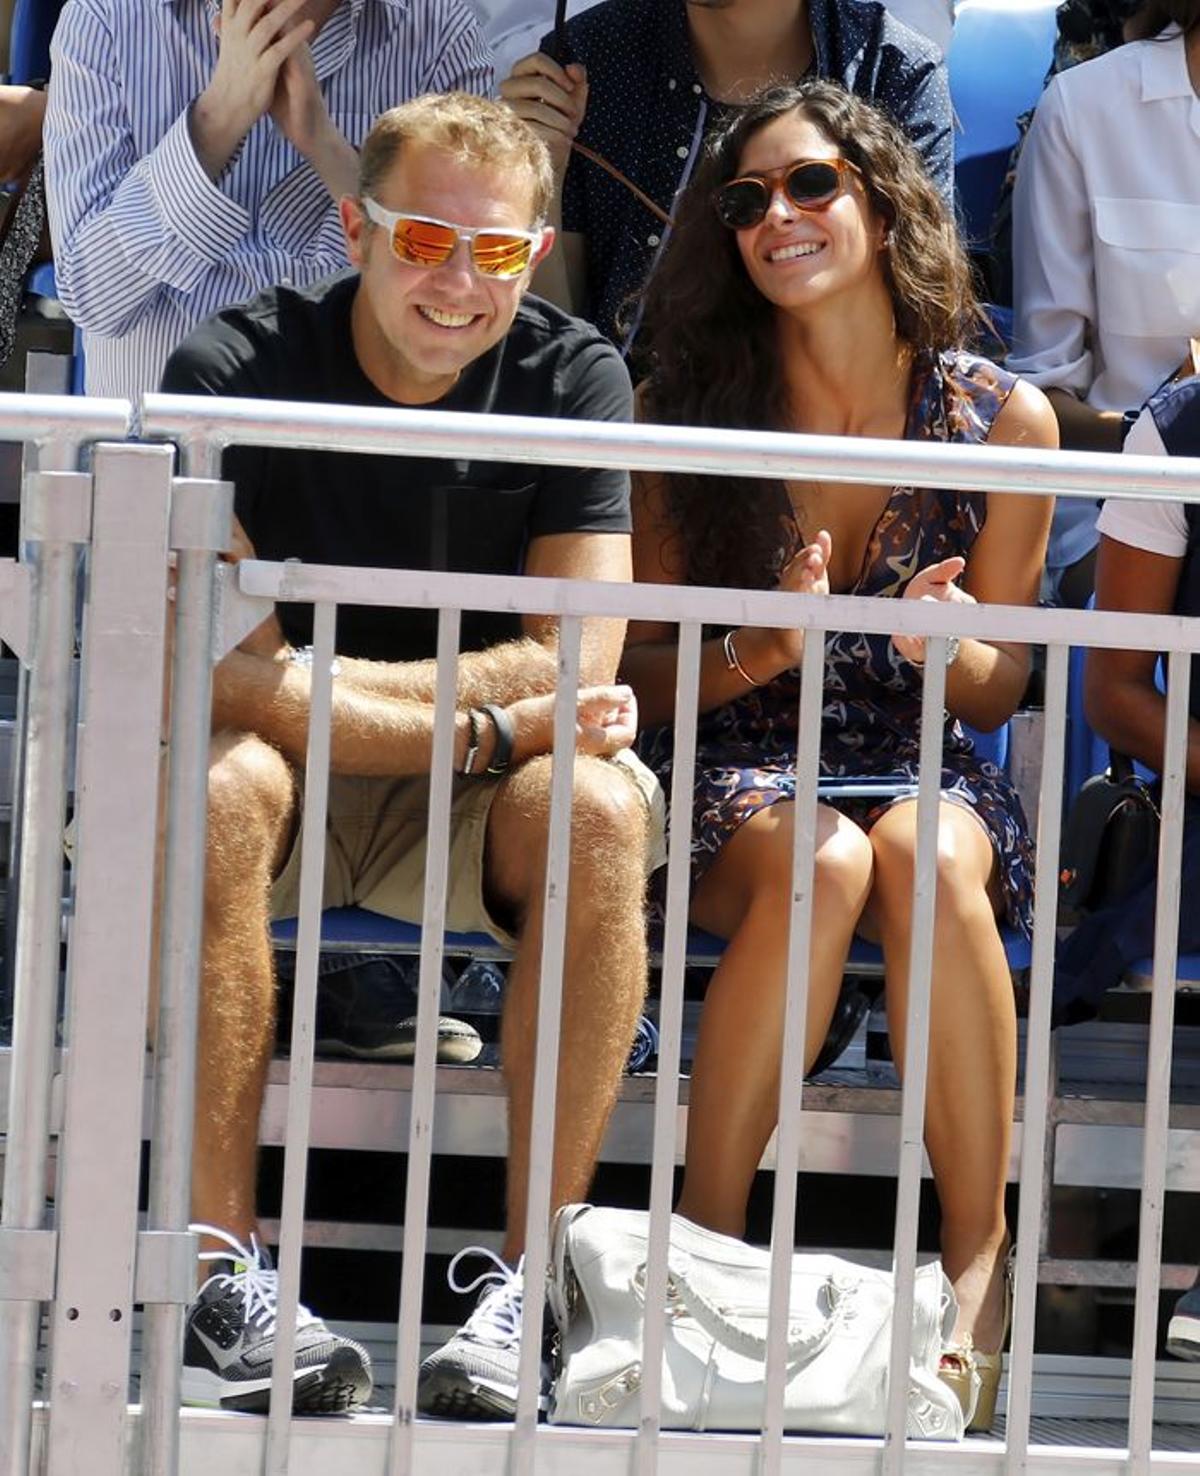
[{"xmin": 634, "ymin": 80, "xmax": 982, "ymax": 592}]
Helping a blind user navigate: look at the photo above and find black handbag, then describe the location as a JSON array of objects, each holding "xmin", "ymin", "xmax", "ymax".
[{"xmin": 1059, "ymin": 751, "xmax": 1160, "ymax": 919}]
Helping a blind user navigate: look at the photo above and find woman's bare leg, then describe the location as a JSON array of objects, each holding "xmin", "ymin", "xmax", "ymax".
[
  {"xmin": 863, "ymin": 799, "xmax": 1015, "ymax": 1352},
  {"xmin": 677, "ymin": 803, "xmax": 874, "ymax": 1237}
]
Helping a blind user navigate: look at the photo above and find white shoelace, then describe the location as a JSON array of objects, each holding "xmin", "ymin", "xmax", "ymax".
[
  {"xmin": 189, "ymin": 1222, "xmax": 319, "ymax": 1335},
  {"xmin": 447, "ymin": 1246, "xmax": 524, "ymax": 1349}
]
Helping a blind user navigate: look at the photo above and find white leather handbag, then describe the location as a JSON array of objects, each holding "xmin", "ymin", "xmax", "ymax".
[{"xmin": 547, "ymin": 1204, "xmax": 965, "ymax": 1439}]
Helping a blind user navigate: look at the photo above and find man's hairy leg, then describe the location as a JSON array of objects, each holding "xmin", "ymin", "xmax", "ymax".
[
  {"xmin": 487, "ymin": 755, "xmax": 649, "ymax": 1264},
  {"xmin": 190, "ymin": 731, "xmax": 296, "ymax": 1251}
]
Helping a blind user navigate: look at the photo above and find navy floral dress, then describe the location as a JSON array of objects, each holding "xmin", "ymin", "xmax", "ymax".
[{"xmin": 639, "ymin": 349, "xmax": 1035, "ymax": 937}]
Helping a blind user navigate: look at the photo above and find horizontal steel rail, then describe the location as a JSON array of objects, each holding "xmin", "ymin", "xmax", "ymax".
[
  {"xmin": 238, "ymin": 558, "xmax": 1200, "ymax": 654},
  {"xmin": 0, "ymin": 392, "xmax": 130, "ymax": 446},
  {"xmin": 142, "ymin": 392, "xmax": 1200, "ymax": 506}
]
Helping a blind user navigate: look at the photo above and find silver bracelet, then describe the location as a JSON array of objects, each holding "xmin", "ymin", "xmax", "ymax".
[
  {"xmin": 722, "ymin": 629, "xmax": 763, "ymax": 688},
  {"xmin": 287, "ymin": 645, "xmax": 343, "ymax": 678},
  {"xmin": 909, "ymin": 634, "xmax": 961, "ymax": 670}
]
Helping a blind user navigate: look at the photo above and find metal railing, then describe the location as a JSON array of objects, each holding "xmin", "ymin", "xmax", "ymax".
[{"xmin": 1, "ymin": 392, "xmax": 1199, "ymax": 1476}]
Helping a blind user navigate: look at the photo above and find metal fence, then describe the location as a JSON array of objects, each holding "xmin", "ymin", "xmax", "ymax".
[{"xmin": 2, "ymin": 392, "xmax": 1200, "ymax": 1475}]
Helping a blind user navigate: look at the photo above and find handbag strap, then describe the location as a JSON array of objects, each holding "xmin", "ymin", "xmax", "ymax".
[
  {"xmin": 1109, "ymin": 748, "xmax": 1136, "ymax": 785},
  {"xmin": 659, "ymin": 1262, "xmax": 846, "ymax": 1364}
]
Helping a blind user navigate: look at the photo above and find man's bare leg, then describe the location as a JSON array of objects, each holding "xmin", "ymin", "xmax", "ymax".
[
  {"xmin": 489, "ymin": 754, "xmax": 649, "ymax": 1261},
  {"xmin": 189, "ymin": 730, "xmax": 296, "ymax": 1245}
]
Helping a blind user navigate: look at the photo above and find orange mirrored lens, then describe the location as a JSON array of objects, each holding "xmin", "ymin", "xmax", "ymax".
[
  {"xmin": 472, "ymin": 233, "xmax": 534, "ymax": 277},
  {"xmin": 391, "ymin": 217, "xmax": 458, "ymax": 267},
  {"xmin": 389, "ymin": 217, "xmax": 534, "ymax": 278}
]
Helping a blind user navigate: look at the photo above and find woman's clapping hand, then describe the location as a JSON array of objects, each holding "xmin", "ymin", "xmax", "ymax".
[{"xmin": 892, "ymin": 556, "xmax": 974, "ymax": 667}]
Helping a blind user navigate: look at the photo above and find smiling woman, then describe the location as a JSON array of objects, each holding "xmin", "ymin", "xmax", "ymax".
[{"xmin": 621, "ymin": 78, "xmax": 1059, "ymax": 1436}]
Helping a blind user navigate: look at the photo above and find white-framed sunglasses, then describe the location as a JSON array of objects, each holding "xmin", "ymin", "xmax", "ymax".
[{"xmin": 361, "ymin": 198, "xmax": 544, "ymax": 279}]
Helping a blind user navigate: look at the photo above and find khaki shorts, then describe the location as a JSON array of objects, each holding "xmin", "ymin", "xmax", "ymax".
[{"xmin": 270, "ymin": 748, "xmax": 665, "ymax": 949}]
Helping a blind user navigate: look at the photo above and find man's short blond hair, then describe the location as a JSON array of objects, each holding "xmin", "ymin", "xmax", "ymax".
[{"xmin": 358, "ymin": 92, "xmax": 554, "ymax": 223}]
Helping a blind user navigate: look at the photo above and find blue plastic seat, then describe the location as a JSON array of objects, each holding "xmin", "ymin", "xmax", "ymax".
[
  {"xmin": 272, "ymin": 907, "xmax": 1032, "ymax": 976},
  {"xmin": 947, "ymin": 0, "xmax": 1058, "ymax": 250},
  {"xmin": 7, "ymin": 0, "xmax": 63, "ymax": 84}
]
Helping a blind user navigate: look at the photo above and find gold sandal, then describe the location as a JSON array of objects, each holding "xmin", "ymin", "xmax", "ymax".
[{"xmin": 939, "ymin": 1247, "xmax": 1014, "ymax": 1434}]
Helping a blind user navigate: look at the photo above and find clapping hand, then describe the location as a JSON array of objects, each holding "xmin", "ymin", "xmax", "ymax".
[
  {"xmin": 891, "ymin": 556, "xmax": 974, "ymax": 667},
  {"xmin": 269, "ymin": 28, "xmax": 331, "ymax": 159},
  {"xmin": 760, "ymin": 528, "xmax": 832, "ymax": 669}
]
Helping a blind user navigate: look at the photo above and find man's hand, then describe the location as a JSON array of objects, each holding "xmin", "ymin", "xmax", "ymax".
[
  {"xmin": 500, "ymin": 52, "xmax": 588, "ymax": 178},
  {"xmin": 892, "ymin": 555, "xmax": 974, "ymax": 667},
  {"xmin": 191, "ymin": 0, "xmax": 315, "ymax": 181},
  {"xmin": 0, "ymin": 85, "xmax": 46, "ymax": 186},
  {"xmin": 269, "ymin": 36, "xmax": 326, "ymax": 159},
  {"xmin": 508, "ymin": 684, "xmax": 637, "ymax": 764}
]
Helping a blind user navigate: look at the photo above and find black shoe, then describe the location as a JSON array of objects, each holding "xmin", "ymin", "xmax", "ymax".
[
  {"xmin": 279, "ymin": 953, "xmax": 483, "ymax": 1063},
  {"xmin": 181, "ymin": 1225, "xmax": 372, "ymax": 1413}
]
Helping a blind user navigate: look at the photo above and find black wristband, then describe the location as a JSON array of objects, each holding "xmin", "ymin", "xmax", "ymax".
[{"xmin": 481, "ymin": 702, "xmax": 515, "ymax": 776}]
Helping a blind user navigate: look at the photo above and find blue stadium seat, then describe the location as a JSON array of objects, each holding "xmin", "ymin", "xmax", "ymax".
[
  {"xmin": 24, "ymin": 262, "xmax": 84, "ymax": 393},
  {"xmin": 947, "ymin": 0, "xmax": 1057, "ymax": 250},
  {"xmin": 272, "ymin": 907, "xmax": 1033, "ymax": 977},
  {"xmin": 7, "ymin": 0, "xmax": 63, "ymax": 83}
]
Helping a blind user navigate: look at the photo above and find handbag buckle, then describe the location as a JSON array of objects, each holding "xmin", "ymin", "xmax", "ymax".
[{"xmin": 577, "ymin": 1362, "xmax": 642, "ymax": 1423}]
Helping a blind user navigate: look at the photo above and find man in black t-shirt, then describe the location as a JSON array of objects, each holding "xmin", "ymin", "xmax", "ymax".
[{"xmin": 160, "ymin": 93, "xmax": 659, "ymax": 1421}]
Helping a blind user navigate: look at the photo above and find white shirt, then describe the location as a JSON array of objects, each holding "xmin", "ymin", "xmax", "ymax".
[
  {"xmin": 468, "ymin": 0, "xmax": 602, "ymax": 85},
  {"xmin": 1009, "ymin": 31, "xmax": 1200, "ymax": 565},
  {"xmin": 1097, "ymin": 408, "xmax": 1191, "ymax": 556},
  {"xmin": 45, "ymin": 0, "xmax": 493, "ymax": 400}
]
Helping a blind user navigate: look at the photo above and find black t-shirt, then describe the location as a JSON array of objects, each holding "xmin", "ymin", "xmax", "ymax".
[{"xmin": 160, "ymin": 272, "xmax": 633, "ymax": 662}]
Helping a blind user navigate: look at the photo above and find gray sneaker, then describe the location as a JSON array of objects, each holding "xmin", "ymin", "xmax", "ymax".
[
  {"xmin": 1168, "ymin": 1275, "xmax": 1200, "ymax": 1361},
  {"xmin": 417, "ymin": 1248, "xmax": 528, "ymax": 1419},
  {"xmin": 180, "ymin": 1225, "xmax": 372, "ymax": 1413}
]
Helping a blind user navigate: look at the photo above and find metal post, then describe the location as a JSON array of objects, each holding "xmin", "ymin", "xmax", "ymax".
[
  {"xmin": 139, "ymin": 451, "xmax": 232, "ymax": 1476},
  {"xmin": 633, "ymin": 620, "xmax": 701, "ymax": 1476},
  {"xmin": 1128, "ymin": 649, "xmax": 1191, "ymax": 1471},
  {"xmin": 760, "ymin": 630, "xmax": 825, "ymax": 1476},
  {"xmin": 389, "ymin": 605, "xmax": 460, "ymax": 1476},
  {"xmin": 1005, "ymin": 641, "xmax": 1069, "ymax": 1471},
  {"xmin": 263, "ymin": 601, "xmax": 338, "ymax": 1473},
  {"xmin": 511, "ymin": 615, "xmax": 582, "ymax": 1476},
  {"xmin": 882, "ymin": 637, "xmax": 949, "ymax": 1469},
  {"xmin": 0, "ymin": 449, "xmax": 91, "ymax": 1476},
  {"xmin": 44, "ymin": 444, "xmax": 174, "ymax": 1476}
]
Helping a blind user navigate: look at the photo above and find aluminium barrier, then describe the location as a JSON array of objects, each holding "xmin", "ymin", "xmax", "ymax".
[{"xmin": 1, "ymin": 393, "xmax": 1199, "ymax": 1475}]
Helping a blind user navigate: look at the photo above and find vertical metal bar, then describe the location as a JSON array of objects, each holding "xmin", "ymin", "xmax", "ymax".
[
  {"xmin": 1005, "ymin": 642, "xmax": 1069, "ymax": 1472},
  {"xmin": 881, "ymin": 635, "xmax": 948, "ymax": 1470},
  {"xmin": 760, "ymin": 629, "xmax": 825, "ymax": 1476},
  {"xmin": 634, "ymin": 619, "xmax": 701, "ymax": 1476},
  {"xmin": 265, "ymin": 601, "xmax": 338, "ymax": 1476},
  {"xmin": 511, "ymin": 614, "xmax": 582, "ymax": 1476},
  {"xmin": 389, "ymin": 606, "xmax": 461, "ymax": 1476},
  {"xmin": 44, "ymin": 444, "xmax": 174, "ymax": 1476},
  {"xmin": 1127, "ymin": 647, "xmax": 1191, "ymax": 1471},
  {"xmin": 141, "ymin": 443, "xmax": 230, "ymax": 1476},
  {"xmin": 0, "ymin": 441, "xmax": 88, "ymax": 1476}
]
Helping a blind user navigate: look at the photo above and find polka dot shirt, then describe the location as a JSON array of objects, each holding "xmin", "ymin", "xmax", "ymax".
[{"xmin": 542, "ymin": 0, "xmax": 954, "ymax": 352}]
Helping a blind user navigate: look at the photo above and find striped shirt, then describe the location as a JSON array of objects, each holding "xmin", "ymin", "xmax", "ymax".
[{"xmin": 44, "ymin": 0, "xmax": 493, "ymax": 399}]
